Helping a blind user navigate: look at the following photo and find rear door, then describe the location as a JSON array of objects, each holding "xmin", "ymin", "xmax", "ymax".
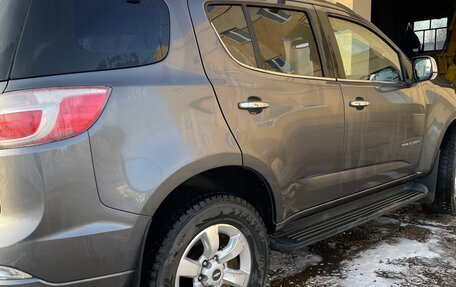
[
  {"xmin": 189, "ymin": 0, "xmax": 345, "ymax": 220},
  {"xmin": 317, "ymin": 7, "xmax": 426, "ymax": 197}
]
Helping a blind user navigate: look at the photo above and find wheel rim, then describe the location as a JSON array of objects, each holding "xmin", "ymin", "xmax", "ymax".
[{"xmin": 175, "ymin": 224, "xmax": 252, "ymax": 287}]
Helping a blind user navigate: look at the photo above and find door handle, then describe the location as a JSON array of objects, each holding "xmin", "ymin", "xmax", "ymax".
[
  {"xmin": 238, "ymin": 101, "xmax": 270, "ymax": 109},
  {"xmin": 349, "ymin": 97, "xmax": 370, "ymax": 110},
  {"xmin": 238, "ymin": 97, "xmax": 270, "ymax": 114},
  {"xmin": 349, "ymin": 101, "xmax": 370, "ymax": 107}
]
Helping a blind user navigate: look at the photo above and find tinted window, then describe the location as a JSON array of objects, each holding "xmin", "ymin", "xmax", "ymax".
[
  {"xmin": 207, "ymin": 5, "xmax": 257, "ymax": 67},
  {"xmin": 12, "ymin": 0, "xmax": 170, "ymax": 79},
  {"xmin": 329, "ymin": 17, "xmax": 402, "ymax": 82},
  {"xmin": 249, "ymin": 8, "xmax": 323, "ymax": 77},
  {"xmin": 0, "ymin": 0, "xmax": 30, "ymax": 81}
]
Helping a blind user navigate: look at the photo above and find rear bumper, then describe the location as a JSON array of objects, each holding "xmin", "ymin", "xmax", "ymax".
[{"xmin": 0, "ymin": 134, "xmax": 150, "ymax": 286}]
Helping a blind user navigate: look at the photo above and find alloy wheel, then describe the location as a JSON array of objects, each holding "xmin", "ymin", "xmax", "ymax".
[{"xmin": 175, "ymin": 224, "xmax": 251, "ymax": 287}]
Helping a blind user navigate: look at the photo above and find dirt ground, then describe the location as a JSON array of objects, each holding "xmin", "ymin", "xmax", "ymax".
[{"xmin": 268, "ymin": 204, "xmax": 456, "ymax": 287}]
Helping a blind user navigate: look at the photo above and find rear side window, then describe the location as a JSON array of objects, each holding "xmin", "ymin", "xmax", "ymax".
[
  {"xmin": 11, "ymin": 0, "xmax": 170, "ymax": 79},
  {"xmin": 207, "ymin": 5, "xmax": 257, "ymax": 67},
  {"xmin": 0, "ymin": 0, "xmax": 30, "ymax": 81},
  {"xmin": 248, "ymin": 8, "xmax": 323, "ymax": 77},
  {"xmin": 207, "ymin": 5, "xmax": 323, "ymax": 78}
]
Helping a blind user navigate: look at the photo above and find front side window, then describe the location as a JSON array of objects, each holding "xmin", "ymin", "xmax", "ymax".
[
  {"xmin": 207, "ymin": 5, "xmax": 257, "ymax": 67},
  {"xmin": 249, "ymin": 7, "xmax": 323, "ymax": 77},
  {"xmin": 329, "ymin": 17, "xmax": 403, "ymax": 82}
]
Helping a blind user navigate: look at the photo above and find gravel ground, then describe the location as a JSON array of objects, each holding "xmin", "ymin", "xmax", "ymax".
[{"xmin": 268, "ymin": 204, "xmax": 456, "ymax": 287}]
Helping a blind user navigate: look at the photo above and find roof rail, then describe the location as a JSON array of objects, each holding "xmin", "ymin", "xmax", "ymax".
[{"xmin": 277, "ymin": 0, "xmax": 286, "ymax": 4}]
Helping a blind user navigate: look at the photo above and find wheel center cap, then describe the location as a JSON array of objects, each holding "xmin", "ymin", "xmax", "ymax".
[
  {"xmin": 212, "ymin": 269, "xmax": 222, "ymax": 281},
  {"xmin": 200, "ymin": 258, "xmax": 224, "ymax": 286}
]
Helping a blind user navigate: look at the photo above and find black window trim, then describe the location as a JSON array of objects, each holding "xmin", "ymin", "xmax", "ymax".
[
  {"xmin": 205, "ymin": 1, "xmax": 335, "ymax": 81},
  {"xmin": 324, "ymin": 12, "xmax": 408, "ymax": 85},
  {"xmin": 242, "ymin": 5, "xmax": 264, "ymax": 69}
]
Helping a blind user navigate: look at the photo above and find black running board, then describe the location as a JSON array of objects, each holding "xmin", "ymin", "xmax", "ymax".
[{"xmin": 271, "ymin": 183, "xmax": 428, "ymax": 251}]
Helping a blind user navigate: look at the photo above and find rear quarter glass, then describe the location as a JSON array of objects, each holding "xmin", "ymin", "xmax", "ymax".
[
  {"xmin": 11, "ymin": 0, "xmax": 170, "ymax": 79},
  {"xmin": 0, "ymin": 0, "xmax": 30, "ymax": 81}
]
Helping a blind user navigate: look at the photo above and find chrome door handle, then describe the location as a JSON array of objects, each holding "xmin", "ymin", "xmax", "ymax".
[
  {"xmin": 238, "ymin": 97, "xmax": 270, "ymax": 114},
  {"xmin": 349, "ymin": 97, "xmax": 370, "ymax": 111},
  {"xmin": 349, "ymin": 100, "xmax": 370, "ymax": 108},
  {"xmin": 238, "ymin": 101, "xmax": 270, "ymax": 110}
]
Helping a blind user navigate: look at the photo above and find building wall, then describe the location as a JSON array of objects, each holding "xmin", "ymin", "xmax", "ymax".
[
  {"xmin": 353, "ymin": 0, "xmax": 372, "ymax": 21},
  {"xmin": 335, "ymin": 0, "xmax": 372, "ymax": 21}
]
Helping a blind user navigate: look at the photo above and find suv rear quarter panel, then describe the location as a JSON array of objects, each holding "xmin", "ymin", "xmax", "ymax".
[
  {"xmin": 0, "ymin": 0, "xmax": 239, "ymax": 283},
  {"xmin": 0, "ymin": 134, "xmax": 149, "ymax": 283},
  {"xmin": 86, "ymin": 0, "xmax": 241, "ymax": 215}
]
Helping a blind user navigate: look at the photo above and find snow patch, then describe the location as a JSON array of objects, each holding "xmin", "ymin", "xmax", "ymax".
[{"xmin": 327, "ymin": 238, "xmax": 442, "ymax": 287}]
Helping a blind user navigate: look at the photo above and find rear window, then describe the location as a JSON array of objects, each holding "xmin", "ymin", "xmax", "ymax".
[
  {"xmin": 11, "ymin": 0, "xmax": 170, "ymax": 79},
  {"xmin": 0, "ymin": 0, "xmax": 30, "ymax": 81}
]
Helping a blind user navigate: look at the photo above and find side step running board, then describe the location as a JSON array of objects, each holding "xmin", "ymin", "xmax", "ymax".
[{"xmin": 271, "ymin": 183, "xmax": 428, "ymax": 251}]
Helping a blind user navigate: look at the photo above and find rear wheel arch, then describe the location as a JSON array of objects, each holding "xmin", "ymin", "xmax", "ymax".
[
  {"xmin": 147, "ymin": 166, "xmax": 277, "ymax": 235},
  {"xmin": 139, "ymin": 166, "xmax": 276, "ymax": 285}
]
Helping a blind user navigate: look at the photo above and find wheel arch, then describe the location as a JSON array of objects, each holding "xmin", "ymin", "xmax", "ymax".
[
  {"xmin": 146, "ymin": 165, "xmax": 277, "ymax": 234},
  {"xmin": 138, "ymin": 166, "xmax": 277, "ymax": 285},
  {"xmin": 418, "ymin": 83, "xmax": 456, "ymax": 176},
  {"xmin": 420, "ymin": 113, "xmax": 456, "ymax": 174}
]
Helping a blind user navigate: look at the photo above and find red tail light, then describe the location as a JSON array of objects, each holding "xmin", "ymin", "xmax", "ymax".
[
  {"xmin": 0, "ymin": 86, "xmax": 111, "ymax": 149},
  {"xmin": 0, "ymin": 110, "xmax": 42, "ymax": 140}
]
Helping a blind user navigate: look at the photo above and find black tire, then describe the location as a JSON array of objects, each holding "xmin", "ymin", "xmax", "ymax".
[
  {"xmin": 143, "ymin": 195, "xmax": 269, "ymax": 287},
  {"xmin": 427, "ymin": 129, "xmax": 456, "ymax": 215}
]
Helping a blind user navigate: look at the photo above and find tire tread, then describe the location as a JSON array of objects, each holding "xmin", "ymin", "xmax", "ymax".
[{"xmin": 428, "ymin": 127, "xmax": 456, "ymax": 215}]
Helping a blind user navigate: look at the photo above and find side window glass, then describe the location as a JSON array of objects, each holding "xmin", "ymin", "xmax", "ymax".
[
  {"xmin": 329, "ymin": 17, "xmax": 403, "ymax": 82},
  {"xmin": 207, "ymin": 5, "xmax": 256, "ymax": 67},
  {"xmin": 12, "ymin": 0, "xmax": 170, "ymax": 79},
  {"xmin": 248, "ymin": 7, "xmax": 323, "ymax": 77}
]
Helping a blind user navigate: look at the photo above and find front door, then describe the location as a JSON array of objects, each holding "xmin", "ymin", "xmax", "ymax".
[
  {"xmin": 188, "ymin": 0, "xmax": 345, "ymax": 220},
  {"xmin": 320, "ymin": 10, "xmax": 426, "ymax": 197}
]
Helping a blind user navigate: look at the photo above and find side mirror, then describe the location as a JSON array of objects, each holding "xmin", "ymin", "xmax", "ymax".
[{"xmin": 412, "ymin": 56, "xmax": 438, "ymax": 82}]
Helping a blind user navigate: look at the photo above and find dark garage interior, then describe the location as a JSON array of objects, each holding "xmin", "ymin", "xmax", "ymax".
[{"xmin": 372, "ymin": 0, "xmax": 456, "ymax": 83}]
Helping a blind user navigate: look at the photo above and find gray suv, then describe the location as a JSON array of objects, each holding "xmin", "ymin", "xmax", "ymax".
[{"xmin": 1, "ymin": 0, "xmax": 455, "ymax": 286}]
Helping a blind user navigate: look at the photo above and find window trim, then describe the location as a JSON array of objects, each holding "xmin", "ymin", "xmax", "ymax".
[
  {"xmin": 205, "ymin": 1, "xmax": 335, "ymax": 81},
  {"xmin": 242, "ymin": 5, "xmax": 264, "ymax": 69},
  {"xmin": 324, "ymin": 13, "xmax": 407, "ymax": 85}
]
